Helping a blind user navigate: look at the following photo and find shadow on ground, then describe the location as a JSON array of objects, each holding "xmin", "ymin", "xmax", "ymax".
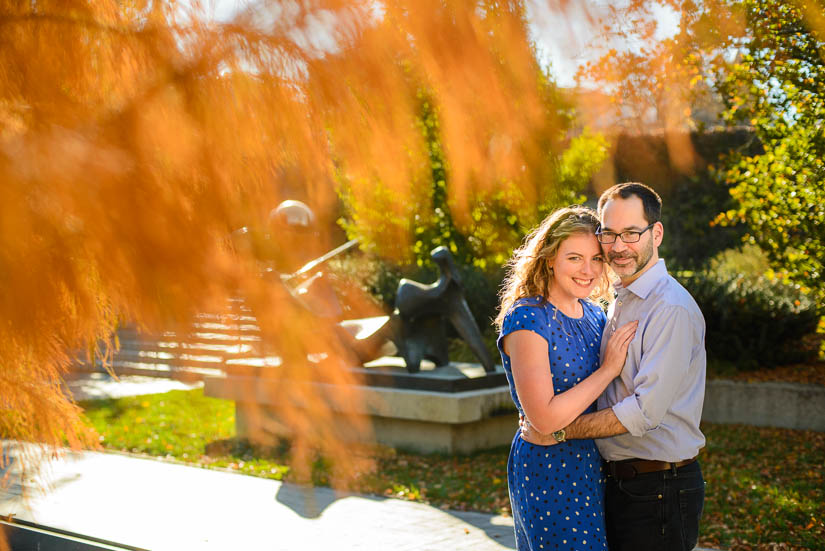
[{"xmin": 274, "ymin": 481, "xmax": 516, "ymax": 548}]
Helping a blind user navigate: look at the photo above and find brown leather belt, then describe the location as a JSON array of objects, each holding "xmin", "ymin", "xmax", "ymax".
[{"xmin": 605, "ymin": 457, "xmax": 697, "ymax": 480}]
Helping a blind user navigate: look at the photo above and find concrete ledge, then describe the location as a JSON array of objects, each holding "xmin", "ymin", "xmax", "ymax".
[
  {"xmin": 702, "ymin": 380, "xmax": 825, "ymax": 431},
  {"xmin": 369, "ymin": 414, "xmax": 517, "ymax": 454},
  {"xmin": 204, "ymin": 376, "xmax": 516, "ymax": 424},
  {"xmin": 205, "ymin": 375, "xmax": 519, "ymax": 454},
  {"xmin": 205, "ymin": 375, "xmax": 825, "ymax": 455}
]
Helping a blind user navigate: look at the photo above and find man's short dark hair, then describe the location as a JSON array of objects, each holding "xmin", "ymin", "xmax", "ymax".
[{"xmin": 597, "ymin": 182, "xmax": 662, "ymax": 224}]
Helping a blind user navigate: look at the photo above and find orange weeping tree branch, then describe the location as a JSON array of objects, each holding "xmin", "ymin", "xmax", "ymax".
[
  {"xmin": 0, "ymin": 0, "xmax": 578, "ymax": 490},
  {"xmin": 312, "ymin": 0, "xmax": 569, "ymax": 262}
]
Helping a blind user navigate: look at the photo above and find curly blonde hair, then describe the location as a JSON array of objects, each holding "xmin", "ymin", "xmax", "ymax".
[{"xmin": 495, "ymin": 205, "xmax": 612, "ymax": 330}]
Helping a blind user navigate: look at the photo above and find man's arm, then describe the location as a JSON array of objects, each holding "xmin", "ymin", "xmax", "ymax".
[
  {"xmin": 521, "ymin": 407, "xmax": 628, "ymax": 445},
  {"xmin": 565, "ymin": 408, "xmax": 628, "ymax": 439}
]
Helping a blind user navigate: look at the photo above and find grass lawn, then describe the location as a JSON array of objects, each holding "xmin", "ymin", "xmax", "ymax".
[{"xmin": 81, "ymin": 388, "xmax": 824, "ymax": 551}]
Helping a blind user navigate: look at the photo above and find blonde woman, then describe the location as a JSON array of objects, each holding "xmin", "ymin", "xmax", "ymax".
[{"xmin": 496, "ymin": 206, "xmax": 637, "ymax": 551}]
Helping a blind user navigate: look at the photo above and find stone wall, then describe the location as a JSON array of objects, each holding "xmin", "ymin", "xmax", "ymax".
[{"xmin": 702, "ymin": 380, "xmax": 825, "ymax": 432}]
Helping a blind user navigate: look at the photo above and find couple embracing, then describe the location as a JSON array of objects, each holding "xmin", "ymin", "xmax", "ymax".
[{"xmin": 496, "ymin": 183, "xmax": 706, "ymax": 551}]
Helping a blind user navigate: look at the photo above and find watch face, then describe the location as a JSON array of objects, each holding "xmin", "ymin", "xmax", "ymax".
[{"xmin": 553, "ymin": 430, "xmax": 565, "ymax": 442}]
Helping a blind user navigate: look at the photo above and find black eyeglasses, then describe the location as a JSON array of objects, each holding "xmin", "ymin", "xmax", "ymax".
[{"xmin": 596, "ymin": 223, "xmax": 655, "ymax": 244}]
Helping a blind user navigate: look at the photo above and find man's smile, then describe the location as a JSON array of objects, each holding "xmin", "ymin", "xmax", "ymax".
[{"xmin": 609, "ymin": 254, "xmax": 636, "ymax": 267}]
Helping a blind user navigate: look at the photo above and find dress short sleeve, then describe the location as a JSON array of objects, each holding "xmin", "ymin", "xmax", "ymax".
[{"xmin": 497, "ymin": 300, "xmax": 551, "ymax": 356}]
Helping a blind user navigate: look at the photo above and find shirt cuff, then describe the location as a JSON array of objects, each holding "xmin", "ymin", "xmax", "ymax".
[{"xmin": 612, "ymin": 397, "xmax": 649, "ymax": 437}]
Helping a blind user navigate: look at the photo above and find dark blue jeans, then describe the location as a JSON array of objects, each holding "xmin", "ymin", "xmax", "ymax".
[{"xmin": 605, "ymin": 460, "xmax": 704, "ymax": 551}]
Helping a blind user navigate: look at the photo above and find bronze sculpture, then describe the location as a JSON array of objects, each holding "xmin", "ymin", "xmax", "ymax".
[
  {"xmin": 249, "ymin": 200, "xmax": 495, "ymax": 375},
  {"xmin": 392, "ymin": 246, "xmax": 494, "ymax": 373}
]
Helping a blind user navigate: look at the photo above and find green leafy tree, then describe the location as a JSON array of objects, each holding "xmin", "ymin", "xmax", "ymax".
[
  {"xmin": 335, "ymin": 1, "xmax": 609, "ymax": 272},
  {"xmin": 578, "ymin": 0, "xmax": 825, "ymax": 305},
  {"xmin": 707, "ymin": 0, "xmax": 825, "ymax": 306},
  {"xmin": 338, "ymin": 87, "xmax": 608, "ymax": 271}
]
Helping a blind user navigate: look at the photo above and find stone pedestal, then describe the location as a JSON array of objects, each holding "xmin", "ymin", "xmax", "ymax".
[{"xmin": 204, "ymin": 360, "xmax": 518, "ymax": 454}]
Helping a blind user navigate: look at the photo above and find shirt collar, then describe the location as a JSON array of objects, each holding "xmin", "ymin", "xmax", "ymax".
[{"xmin": 614, "ymin": 259, "xmax": 668, "ymax": 300}]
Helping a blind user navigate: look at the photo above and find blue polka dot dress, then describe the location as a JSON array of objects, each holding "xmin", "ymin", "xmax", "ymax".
[{"xmin": 497, "ymin": 296, "xmax": 608, "ymax": 551}]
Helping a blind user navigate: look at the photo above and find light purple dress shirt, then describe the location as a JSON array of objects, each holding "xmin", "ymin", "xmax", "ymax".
[{"xmin": 596, "ymin": 259, "xmax": 707, "ymax": 462}]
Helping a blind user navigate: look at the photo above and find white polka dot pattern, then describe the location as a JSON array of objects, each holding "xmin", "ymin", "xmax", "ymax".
[{"xmin": 498, "ymin": 297, "xmax": 609, "ymax": 551}]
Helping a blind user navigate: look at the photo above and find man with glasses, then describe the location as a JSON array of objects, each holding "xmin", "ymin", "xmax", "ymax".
[{"xmin": 522, "ymin": 182, "xmax": 707, "ymax": 551}]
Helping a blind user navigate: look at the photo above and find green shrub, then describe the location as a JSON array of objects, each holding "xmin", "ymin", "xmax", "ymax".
[
  {"xmin": 707, "ymin": 243, "xmax": 770, "ymax": 280},
  {"xmin": 326, "ymin": 253, "xmax": 403, "ymax": 312},
  {"xmin": 678, "ymin": 271, "xmax": 820, "ymax": 370}
]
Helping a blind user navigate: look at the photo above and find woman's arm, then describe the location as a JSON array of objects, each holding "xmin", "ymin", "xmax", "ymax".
[{"xmin": 503, "ymin": 320, "xmax": 637, "ymax": 435}]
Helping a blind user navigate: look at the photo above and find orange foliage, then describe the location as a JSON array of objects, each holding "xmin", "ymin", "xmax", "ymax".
[{"xmin": 0, "ymin": 0, "xmax": 581, "ymax": 491}]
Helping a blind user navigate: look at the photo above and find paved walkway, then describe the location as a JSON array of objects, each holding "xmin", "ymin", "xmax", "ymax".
[
  {"xmin": 0, "ymin": 445, "xmax": 515, "ymax": 550},
  {"xmin": 64, "ymin": 372, "xmax": 203, "ymax": 401},
  {"xmin": 4, "ymin": 374, "xmax": 514, "ymax": 550},
  {"xmin": 0, "ymin": 374, "xmax": 718, "ymax": 550}
]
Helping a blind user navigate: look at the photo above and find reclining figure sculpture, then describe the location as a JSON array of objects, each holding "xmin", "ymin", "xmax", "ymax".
[{"xmin": 252, "ymin": 200, "xmax": 496, "ymax": 375}]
